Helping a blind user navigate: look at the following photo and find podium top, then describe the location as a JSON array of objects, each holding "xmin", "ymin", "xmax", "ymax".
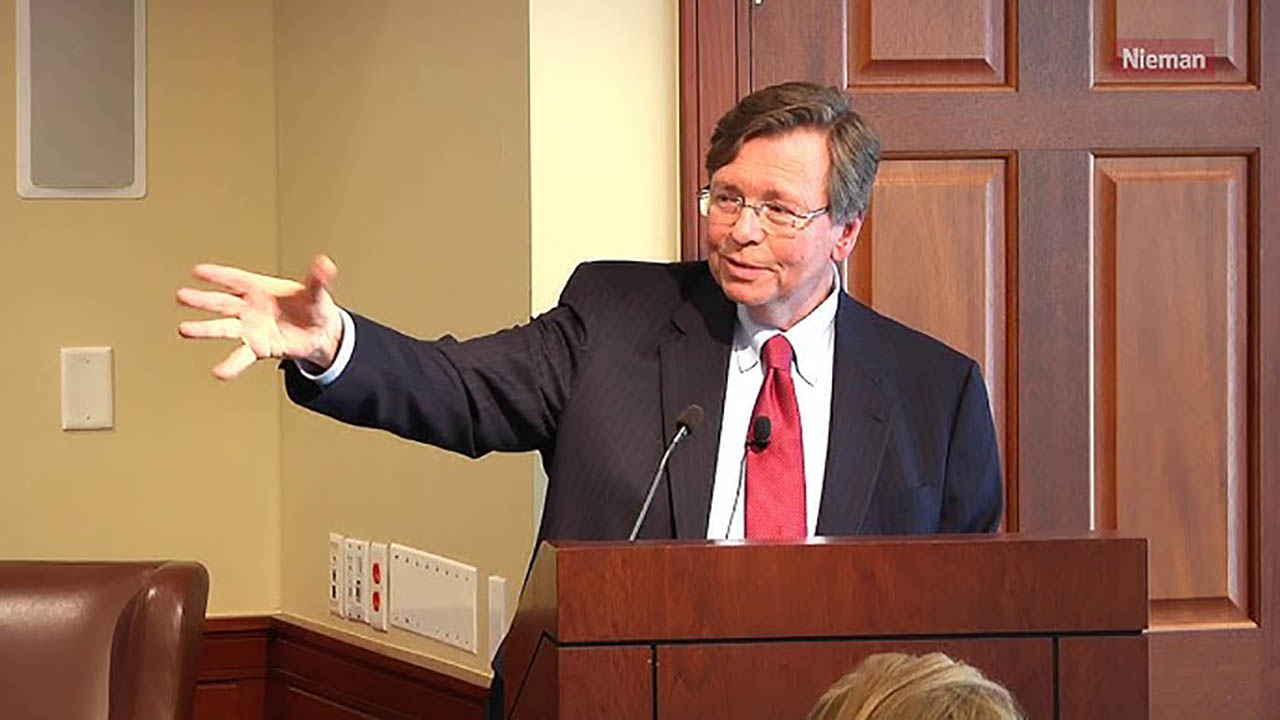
[{"xmin": 518, "ymin": 534, "xmax": 1147, "ymax": 644}]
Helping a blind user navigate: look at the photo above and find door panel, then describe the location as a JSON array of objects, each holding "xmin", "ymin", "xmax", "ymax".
[
  {"xmin": 1093, "ymin": 156, "xmax": 1252, "ymax": 627},
  {"xmin": 849, "ymin": 0, "xmax": 1012, "ymax": 86},
  {"xmin": 680, "ymin": 0, "xmax": 1276, "ymax": 715},
  {"xmin": 751, "ymin": 0, "xmax": 846, "ymax": 88},
  {"xmin": 852, "ymin": 159, "xmax": 1011, "ymax": 480},
  {"xmin": 1094, "ymin": 0, "xmax": 1251, "ymax": 85}
]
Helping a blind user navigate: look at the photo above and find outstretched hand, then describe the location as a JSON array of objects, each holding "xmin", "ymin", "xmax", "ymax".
[{"xmin": 177, "ymin": 255, "xmax": 344, "ymax": 381}]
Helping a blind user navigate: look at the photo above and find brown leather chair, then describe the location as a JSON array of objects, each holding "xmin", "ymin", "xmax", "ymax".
[{"xmin": 0, "ymin": 561, "xmax": 209, "ymax": 720}]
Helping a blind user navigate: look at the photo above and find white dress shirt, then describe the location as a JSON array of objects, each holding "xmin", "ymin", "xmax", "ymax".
[
  {"xmin": 295, "ymin": 308, "xmax": 356, "ymax": 384},
  {"xmin": 302, "ymin": 270, "xmax": 840, "ymax": 541},
  {"xmin": 705, "ymin": 271, "xmax": 838, "ymax": 539}
]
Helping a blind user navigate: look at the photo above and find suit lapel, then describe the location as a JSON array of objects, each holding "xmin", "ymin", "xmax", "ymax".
[
  {"xmin": 817, "ymin": 295, "xmax": 894, "ymax": 536},
  {"xmin": 658, "ymin": 273, "xmax": 734, "ymax": 540}
]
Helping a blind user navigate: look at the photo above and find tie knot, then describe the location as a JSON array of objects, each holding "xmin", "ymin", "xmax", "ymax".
[{"xmin": 761, "ymin": 334, "xmax": 793, "ymax": 371}]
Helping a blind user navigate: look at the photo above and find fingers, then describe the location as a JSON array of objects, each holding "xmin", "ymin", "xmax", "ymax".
[
  {"xmin": 304, "ymin": 254, "xmax": 338, "ymax": 302},
  {"xmin": 176, "ymin": 287, "xmax": 245, "ymax": 315},
  {"xmin": 184, "ymin": 257, "xmax": 332, "ymax": 381},
  {"xmin": 192, "ymin": 263, "xmax": 303, "ymax": 296},
  {"xmin": 211, "ymin": 343, "xmax": 259, "ymax": 382},
  {"xmin": 192, "ymin": 263, "xmax": 264, "ymax": 294},
  {"xmin": 178, "ymin": 318, "xmax": 242, "ymax": 340}
]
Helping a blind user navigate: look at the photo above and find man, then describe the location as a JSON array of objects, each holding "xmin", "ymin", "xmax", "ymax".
[{"xmin": 178, "ymin": 81, "xmax": 1000, "ymax": 709}]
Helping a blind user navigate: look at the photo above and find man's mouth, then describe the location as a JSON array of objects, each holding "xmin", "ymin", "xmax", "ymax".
[{"xmin": 721, "ymin": 255, "xmax": 766, "ymax": 272}]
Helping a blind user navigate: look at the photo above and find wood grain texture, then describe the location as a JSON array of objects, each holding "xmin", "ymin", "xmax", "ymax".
[
  {"xmin": 508, "ymin": 643, "xmax": 655, "ymax": 720},
  {"xmin": 280, "ymin": 686, "xmax": 376, "ymax": 720},
  {"xmin": 681, "ymin": 0, "xmax": 1278, "ymax": 714},
  {"xmin": 1149, "ymin": 628, "xmax": 1262, "ymax": 718},
  {"xmin": 842, "ymin": 92, "xmax": 1263, "ymax": 151},
  {"xmin": 196, "ymin": 617, "xmax": 271, "ymax": 720},
  {"xmin": 1093, "ymin": 0, "xmax": 1252, "ymax": 85},
  {"xmin": 193, "ymin": 681, "xmax": 262, "ymax": 720},
  {"xmin": 1258, "ymin": 5, "xmax": 1280, "ymax": 708},
  {"xmin": 536, "ymin": 537, "xmax": 1147, "ymax": 644},
  {"xmin": 558, "ymin": 647, "xmax": 652, "ymax": 720},
  {"xmin": 684, "ymin": 0, "xmax": 743, "ymax": 261},
  {"xmin": 852, "ymin": 158, "xmax": 1010, "ymax": 483},
  {"xmin": 850, "ymin": 0, "xmax": 1012, "ymax": 86},
  {"xmin": 1058, "ymin": 635, "xmax": 1149, "ymax": 720},
  {"xmin": 1093, "ymin": 156, "xmax": 1250, "ymax": 626},
  {"xmin": 270, "ymin": 636, "xmax": 484, "ymax": 719},
  {"xmin": 199, "ymin": 617, "xmax": 270, "ymax": 680},
  {"xmin": 658, "ymin": 637, "xmax": 1053, "ymax": 720},
  {"xmin": 508, "ymin": 636, "xmax": 556, "ymax": 720},
  {"xmin": 196, "ymin": 617, "xmax": 487, "ymax": 720},
  {"xmin": 1016, "ymin": 150, "xmax": 1092, "ymax": 534},
  {"xmin": 750, "ymin": 0, "xmax": 847, "ymax": 89}
]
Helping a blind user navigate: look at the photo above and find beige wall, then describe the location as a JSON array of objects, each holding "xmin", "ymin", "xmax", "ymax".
[
  {"xmin": 0, "ymin": 0, "xmax": 281, "ymax": 615},
  {"xmin": 530, "ymin": 0, "xmax": 680, "ymax": 315},
  {"xmin": 275, "ymin": 0, "xmax": 533, "ymax": 680},
  {"xmin": 2, "ymin": 0, "xmax": 677, "ymax": 683},
  {"xmin": 276, "ymin": 0, "xmax": 677, "ymax": 681},
  {"xmin": 527, "ymin": 0, "xmax": 680, "ymax": 541}
]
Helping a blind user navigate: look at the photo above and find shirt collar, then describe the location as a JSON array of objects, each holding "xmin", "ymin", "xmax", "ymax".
[{"xmin": 732, "ymin": 265, "xmax": 840, "ymax": 386}]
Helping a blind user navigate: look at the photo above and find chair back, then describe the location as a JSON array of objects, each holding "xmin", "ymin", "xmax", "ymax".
[{"xmin": 0, "ymin": 561, "xmax": 209, "ymax": 720}]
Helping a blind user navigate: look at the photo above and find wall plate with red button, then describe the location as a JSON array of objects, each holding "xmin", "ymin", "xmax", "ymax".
[{"xmin": 367, "ymin": 541, "xmax": 389, "ymax": 631}]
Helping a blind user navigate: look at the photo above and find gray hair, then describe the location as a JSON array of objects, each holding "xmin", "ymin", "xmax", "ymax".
[{"xmin": 705, "ymin": 82, "xmax": 880, "ymax": 225}]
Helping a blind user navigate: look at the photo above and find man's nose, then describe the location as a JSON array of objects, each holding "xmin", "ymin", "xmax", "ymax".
[{"xmin": 729, "ymin": 204, "xmax": 766, "ymax": 245}]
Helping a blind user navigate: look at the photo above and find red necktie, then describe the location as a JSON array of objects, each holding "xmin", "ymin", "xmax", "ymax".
[{"xmin": 745, "ymin": 335, "xmax": 806, "ymax": 539}]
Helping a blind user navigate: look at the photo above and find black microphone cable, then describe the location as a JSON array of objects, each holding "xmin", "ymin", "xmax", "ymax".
[{"xmin": 724, "ymin": 415, "xmax": 771, "ymax": 539}]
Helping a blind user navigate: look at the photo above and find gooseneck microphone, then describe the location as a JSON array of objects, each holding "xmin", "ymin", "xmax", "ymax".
[
  {"xmin": 724, "ymin": 416, "xmax": 772, "ymax": 539},
  {"xmin": 629, "ymin": 404, "xmax": 705, "ymax": 541}
]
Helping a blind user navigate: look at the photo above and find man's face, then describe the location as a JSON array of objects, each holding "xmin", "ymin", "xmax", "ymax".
[{"xmin": 704, "ymin": 128, "xmax": 862, "ymax": 330}]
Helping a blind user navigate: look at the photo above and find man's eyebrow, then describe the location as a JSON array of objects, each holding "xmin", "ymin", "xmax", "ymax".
[
  {"xmin": 712, "ymin": 181, "xmax": 796, "ymax": 199},
  {"xmin": 759, "ymin": 187, "xmax": 806, "ymax": 207},
  {"xmin": 710, "ymin": 181, "xmax": 743, "ymax": 193}
]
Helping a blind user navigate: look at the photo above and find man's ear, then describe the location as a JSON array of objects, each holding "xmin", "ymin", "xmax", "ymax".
[{"xmin": 830, "ymin": 214, "xmax": 863, "ymax": 263}]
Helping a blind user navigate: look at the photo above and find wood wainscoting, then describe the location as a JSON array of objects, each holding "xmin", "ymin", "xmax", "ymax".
[{"xmin": 198, "ymin": 616, "xmax": 489, "ymax": 720}]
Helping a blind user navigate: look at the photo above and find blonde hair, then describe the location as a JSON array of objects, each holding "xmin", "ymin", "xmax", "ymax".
[{"xmin": 806, "ymin": 653, "xmax": 1024, "ymax": 720}]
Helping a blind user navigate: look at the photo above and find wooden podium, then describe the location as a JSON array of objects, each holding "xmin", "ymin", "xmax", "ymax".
[{"xmin": 502, "ymin": 535, "xmax": 1148, "ymax": 719}]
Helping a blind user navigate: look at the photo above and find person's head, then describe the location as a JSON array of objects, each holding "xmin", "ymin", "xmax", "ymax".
[
  {"xmin": 701, "ymin": 82, "xmax": 880, "ymax": 329},
  {"xmin": 806, "ymin": 652, "xmax": 1024, "ymax": 720}
]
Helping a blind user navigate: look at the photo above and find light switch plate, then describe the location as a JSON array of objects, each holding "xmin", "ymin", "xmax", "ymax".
[
  {"xmin": 61, "ymin": 347, "xmax": 113, "ymax": 430},
  {"xmin": 389, "ymin": 543, "xmax": 477, "ymax": 653}
]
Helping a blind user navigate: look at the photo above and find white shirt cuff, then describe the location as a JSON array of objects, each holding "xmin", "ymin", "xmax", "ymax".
[{"xmin": 294, "ymin": 308, "xmax": 355, "ymax": 386}]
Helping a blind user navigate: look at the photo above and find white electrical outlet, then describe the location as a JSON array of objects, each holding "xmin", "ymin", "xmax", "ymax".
[
  {"xmin": 343, "ymin": 538, "xmax": 369, "ymax": 622},
  {"xmin": 488, "ymin": 576, "xmax": 508, "ymax": 662},
  {"xmin": 368, "ymin": 541, "xmax": 389, "ymax": 632},
  {"xmin": 389, "ymin": 543, "xmax": 477, "ymax": 653},
  {"xmin": 328, "ymin": 533, "xmax": 345, "ymax": 618}
]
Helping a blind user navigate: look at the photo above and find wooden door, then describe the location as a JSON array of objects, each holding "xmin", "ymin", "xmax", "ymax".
[{"xmin": 679, "ymin": 1, "xmax": 1278, "ymax": 716}]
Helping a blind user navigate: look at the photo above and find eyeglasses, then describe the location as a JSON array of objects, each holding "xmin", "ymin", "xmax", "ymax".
[{"xmin": 697, "ymin": 187, "xmax": 829, "ymax": 236}]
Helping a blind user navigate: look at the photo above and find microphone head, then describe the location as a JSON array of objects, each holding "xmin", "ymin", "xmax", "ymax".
[
  {"xmin": 752, "ymin": 415, "xmax": 772, "ymax": 448},
  {"xmin": 677, "ymin": 404, "xmax": 705, "ymax": 433}
]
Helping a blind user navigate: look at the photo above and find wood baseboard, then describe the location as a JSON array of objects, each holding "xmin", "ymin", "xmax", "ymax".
[{"xmin": 198, "ymin": 616, "xmax": 489, "ymax": 719}]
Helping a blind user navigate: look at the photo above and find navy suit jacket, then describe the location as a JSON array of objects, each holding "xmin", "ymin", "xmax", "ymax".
[{"xmin": 284, "ymin": 261, "xmax": 1003, "ymax": 540}]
